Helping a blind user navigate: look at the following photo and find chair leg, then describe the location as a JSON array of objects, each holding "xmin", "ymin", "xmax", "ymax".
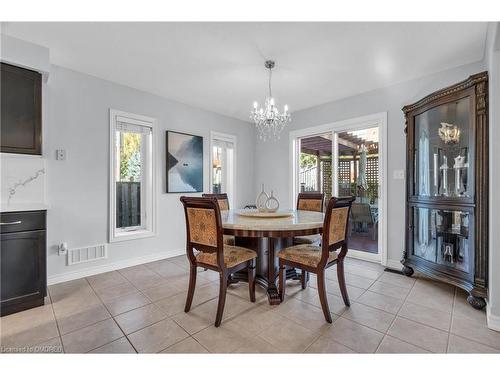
[
  {"xmin": 337, "ymin": 259, "xmax": 350, "ymax": 306},
  {"xmin": 248, "ymin": 259, "xmax": 256, "ymax": 302},
  {"xmin": 184, "ymin": 264, "xmax": 197, "ymax": 312},
  {"xmin": 215, "ymin": 271, "xmax": 228, "ymax": 327},
  {"xmin": 316, "ymin": 270, "xmax": 332, "ymax": 323},
  {"xmin": 278, "ymin": 261, "xmax": 286, "ymax": 302},
  {"xmin": 301, "ymin": 270, "xmax": 308, "ymax": 289}
]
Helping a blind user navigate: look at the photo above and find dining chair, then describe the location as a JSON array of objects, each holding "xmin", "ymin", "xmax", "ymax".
[
  {"xmin": 202, "ymin": 193, "xmax": 235, "ymax": 245},
  {"xmin": 180, "ymin": 196, "xmax": 257, "ymax": 327},
  {"xmin": 294, "ymin": 192, "xmax": 325, "ymax": 287},
  {"xmin": 278, "ymin": 196, "xmax": 355, "ymax": 323}
]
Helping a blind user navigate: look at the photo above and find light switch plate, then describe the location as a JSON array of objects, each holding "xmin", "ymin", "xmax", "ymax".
[
  {"xmin": 56, "ymin": 149, "xmax": 66, "ymax": 161},
  {"xmin": 393, "ymin": 170, "xmax": 405, "ymax": 180}
]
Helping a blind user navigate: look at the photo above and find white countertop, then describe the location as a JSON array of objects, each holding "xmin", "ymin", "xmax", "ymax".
[{"xmin": 1, "ymin": 202, "xmax": 49, "ymax": 213}]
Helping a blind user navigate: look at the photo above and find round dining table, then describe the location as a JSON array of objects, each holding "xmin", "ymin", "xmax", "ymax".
[{"xmin": 221, "ymin": 209, "xmax": 324, "ymax": 305}]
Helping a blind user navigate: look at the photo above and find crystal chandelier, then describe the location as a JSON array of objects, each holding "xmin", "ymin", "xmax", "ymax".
[{"xmin": 251, "ymin": 60, "xmax": 291, "ymax": 141}]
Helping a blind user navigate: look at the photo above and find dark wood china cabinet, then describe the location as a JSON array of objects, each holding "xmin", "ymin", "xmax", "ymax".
[{"xmin": 402, "ymin": 72, "xmax": 488, "ymax": 309}]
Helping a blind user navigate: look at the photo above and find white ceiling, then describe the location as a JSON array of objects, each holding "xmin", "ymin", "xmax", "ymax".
[{"xmin": 1, "ymin": 22, "xmax": 488, "ymax": 121}]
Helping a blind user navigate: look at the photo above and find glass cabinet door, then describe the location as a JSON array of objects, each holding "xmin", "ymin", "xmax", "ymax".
[
  {"xmin": 412, "ymin": 206, "xmax": 473, "ymax": 274},
  {"xmin": 413, "ymin": 96, "xmax": 473, "ymax": 199}
]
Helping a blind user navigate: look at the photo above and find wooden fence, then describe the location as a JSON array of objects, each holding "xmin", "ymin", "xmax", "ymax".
[{"xmin": 116, "ymin": 181, "xmax": 141, "ymax": 228}]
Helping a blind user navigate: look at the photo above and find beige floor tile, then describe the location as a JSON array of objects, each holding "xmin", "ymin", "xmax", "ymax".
[
  {"xmin": 345, "ymin": 258, "xmax": 385, "ymax": 272},
  {"xmin": 51, "ymin": 288, "xmax": 102, "ymax": 316},
  {"xmin": 342, "ymin": 302, "xmax": 395, "ymax": 333},
  {"xmin": 387, "ymin": 317, "xmax": 448, "ymax": 353},
  {"xmin": 368, "ymin": 280, "xmax": 411, "ymax": 300},
  {"xmin": 377, "ymin": 271, "xmax": 416, "ymax": 289},
  {"xmin": 94, "ymin": 281, "xmax": 138, "ymax": 303},
  {"xmin": 447, "ymin": 334, "xmax": 500, "ymax": 353},
  {"xmin": 56, "ymin": 302, "xmax": 111, "ymax": 335},
  {"xmin": 305, "ymin": 335, "xmax": 356, "ymax": 353},
  {"xmin": 450, "ymin": 315, "xmax": 500, "ymax": 350},
  {"xmin": 406, "ymin": 278, "xmax": 455, "ymax": 313},
  {"xmin": 309, "ymin": 277, "xmax": 365, "ymax": 301},
  {"xmin": 61, "ymin": 318, "xmax": 123, "ymax": 353},
  {"xmin": 398, "ymin": 301, "xmax": 451, "ymax": 332},
  {"xmin": 119, "ymin": 265, "xmax": 165, "ymax": 290},
  {"xmin": 33, "ymin": 336, "xmax": 64, "ymax": 354},
  {"xmin": 321, "ymin": 317, "xmax": 384, "ymax": 353},
  {"xmin": 232, "ymin": 336, "xmax": 282, "ymax": 353},
  {"xmin": 172, "ymin": 299, "xmax": 219, "ymax": 334},
  {"xmin": 90, "ymin": 337, "xmax": 136, "ymax": 353},
  {"xmin": 356, "ymin": 290, "xmax": 404, "ymax": 314},
  {"xmin": 127, "ymin": 319, "xmax": 189, "ymax": 353},
  {"xmin": 166, "ymin": 273, "xmax": 212, "ymax": 292},
  {"xmin": 325, "ymin": 269, "xmax": 375, "ymax": 289},
  {"xmin": 274, "ymin": 297, "xmax": 336, "ymax": 332},
  {"xmin": 257, "ymin": 316, "xmax": 319, "ymax": 353},
  {"xmin": 145, "ymin": 259, "xmax": 188, "ymax": 278},
  {"xmin": 0, "ymin": 304, "xmax": 59, "ymax": 348},
  {"xmin": 343, "ymin": 264, "xmax": 383, "ymax": 280},
  {"xmin": 104, "ymin": 291, "xmax": 151, "ymax": 316},
  {"xmin": 376, "ymin": 335, "xmax": 430, "ymax": 353},
  {"xmin": 227, "ymin": 282, "xmax": 267, "ymax": 303},
  {"xmin": 155, "ymin": 284, "xmax": 221, "ymax": 318},
  {"xmin": 197, "ymin": 269, "xmax": 220, "ymax": 281},
  {"xmin": 141, "ymin": 281, "xmax": 183, "ymax": 302},
  {"xmin": 115, "ymin": 304, "xmax": 168, "ymax": 334},
  {"xmin": 453, "ymin": 289, "xmax": 487, "ymax": 324},
  {"xmin": 48, "ymin": 279, "xmax": 91, "ymax": 301},
  {"xmin": 224, "ymin": 305, "xmax": 282, "ymax": 336},
  {"xmin": 193, "ymin": 324, "xmax": 249, "ymax": 353},
  {"xmin": 87, "ymin": 271, "xmax": 129, "ymax": 291},
  {"xmin": 167, "ymin": 255, "xmax": 190, "ymax": 269},
  {"xmin": 160, "ymin": 337, "xmax": 209, "ymax": 353},
  {"xmin": 290, "ymin": 287, "xmax": 349, "ymax": 316}
]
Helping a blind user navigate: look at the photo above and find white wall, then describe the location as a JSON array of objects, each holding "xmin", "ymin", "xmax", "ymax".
[
  {"xmin": 45, "ymin": 65, "xmax": 256, "ymax": 283},
  {"xmin": 254, "ymin": 61, "xmax": 486, "ymax": 268},
  {"xmin": 486, "ymin": 23, "xmax": 500, "ymax": 331}
]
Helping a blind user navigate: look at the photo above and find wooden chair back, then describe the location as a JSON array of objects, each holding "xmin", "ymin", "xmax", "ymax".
[
  {"xmin": 202, "ymin": 193, "xmax": 230, "ymax": 211},
  {"xmin": 180, "ymin": 196, "xmax": 224, "ymax": 269},
  {"xmin": 320, "ymin": 196, "xmax": 355, "ymax": 265},
  {"xmin": 296, "ymin": 192, "xmax": 324, "ymax": 212}
]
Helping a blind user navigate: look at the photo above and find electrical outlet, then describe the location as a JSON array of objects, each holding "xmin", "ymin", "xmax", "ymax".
[
  {"xmin": 56, "ymin": 149, "xmax": 66, "ymax": 161},
  {"xmin": 393, "ymin": 169, "xmax": 405, "ymax": 180}
]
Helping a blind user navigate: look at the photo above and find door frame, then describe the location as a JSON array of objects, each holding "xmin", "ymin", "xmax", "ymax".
[
  {"xmin": 209, "ymin": 131, "xmax": 237, "ymax": 208},
  {"xmin": 289, "ymin": 112, "xmax": 388, "ymax": 266}
]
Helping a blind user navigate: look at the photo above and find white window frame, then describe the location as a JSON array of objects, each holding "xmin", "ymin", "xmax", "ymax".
[
  {"xmin": 109, "ymin": 109, "xmax": 157, "ymax": 242},
  {"xmin": 289, "ymin": 112, "xmax": 388, "ymax": 266},
  {"xmin": 209, "ymin": 131, "xmax": 237, "ymax": 208}
]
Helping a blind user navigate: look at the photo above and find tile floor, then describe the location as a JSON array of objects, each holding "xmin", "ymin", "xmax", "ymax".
[{"xmin": 1, "ymin": 256, "xmax": 499, "ymax": 353}]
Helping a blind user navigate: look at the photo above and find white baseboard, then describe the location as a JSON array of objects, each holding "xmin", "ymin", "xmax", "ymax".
[
  {"xmin": 47, "ymin": 248, "xmax": 185, "ymax": 285},
  {"xmin": 385, "ymin": 259, "xmax": 403, "ymax": 271},
  {"xmin": 487, "ymin": 304, "xmax": 500, "ymax": 332}
]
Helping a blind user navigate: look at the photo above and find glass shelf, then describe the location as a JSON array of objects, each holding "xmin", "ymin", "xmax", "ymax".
[
  {"xmin": 413, "ymin": 97, "xmax": 473, "ymax": 199},
  {"xmin": 412, "ymin": 206, "xmax": 472, "ymax": 273}
]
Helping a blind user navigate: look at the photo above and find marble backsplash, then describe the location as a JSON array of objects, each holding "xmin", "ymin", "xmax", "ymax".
[{"xmin": 0, "ymin": 154, "xmax": 46, "ymax": 209}]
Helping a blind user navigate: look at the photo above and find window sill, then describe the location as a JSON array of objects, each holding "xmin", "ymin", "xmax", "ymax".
[{"xmin": 110, "ymin": 229, "xmax": 156, "ymax": 243}]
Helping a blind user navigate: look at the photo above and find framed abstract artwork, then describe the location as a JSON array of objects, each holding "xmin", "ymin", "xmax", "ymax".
[{"xmin": 166, "ymin": 131, "xmax": 203, "ymax": 193}]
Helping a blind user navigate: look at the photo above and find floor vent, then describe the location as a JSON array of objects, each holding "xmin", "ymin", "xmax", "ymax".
[{"xmin": 67, "ymin": 244, "xmax": 108, "ymax": 266}]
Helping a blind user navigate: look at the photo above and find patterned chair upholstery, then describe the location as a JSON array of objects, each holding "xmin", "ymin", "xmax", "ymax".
[
  {"xmin": 202, "ymin": 193, "xmax": 235, "ymax": 246},
  {"xmin": 278, "ymin": 196, "xmax": 355, "ymax": 323},
  {"xmin": 180, "ymin": 196, "xmax": 257, "ymax": 327},
  {"xmin": 294, "ymin": 192, "xmax": 325, "ymax": 245}
]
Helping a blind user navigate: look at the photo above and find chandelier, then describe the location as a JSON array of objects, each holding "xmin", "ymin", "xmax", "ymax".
[{"xmin": 251, "ymin": 60, "xmax": 291, "ymax": 141}]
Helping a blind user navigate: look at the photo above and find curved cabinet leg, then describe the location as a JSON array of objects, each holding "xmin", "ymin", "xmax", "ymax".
[
  {"xmin": 402, "ymin": 265, "xmax": 414, "ymax": 277},
  {"xmin": 467, "ymin": 294, "xmax": 486, "ymax": 310}
]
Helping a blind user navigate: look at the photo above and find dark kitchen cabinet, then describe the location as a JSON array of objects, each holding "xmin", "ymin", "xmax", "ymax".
[
  {"xmin": 1, "ymin": 62, "xmax": 42, "ymax": 155},
  {"xmin": 401, "ymin": 72, "xmax": 488, "ymax": 310},
  {"xmin": 1, "ymin": 210, "xmax": 47, "ymax": 316}
]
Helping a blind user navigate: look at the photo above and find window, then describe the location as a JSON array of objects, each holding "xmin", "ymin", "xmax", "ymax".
[
  {"xmin": 210, "ymin": 132, "xmax": 236, "ymax": 207},
  {"xmin": 109, "ymin": 110, "xmax": 156, "ymax": 242}
]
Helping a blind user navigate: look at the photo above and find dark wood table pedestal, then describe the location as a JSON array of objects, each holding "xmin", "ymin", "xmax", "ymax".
[{"xmin": 231, "ymin": 237, "xmax": 301, "ymax": 305}]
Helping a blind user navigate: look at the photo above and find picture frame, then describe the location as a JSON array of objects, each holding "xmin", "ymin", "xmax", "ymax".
[{"xmin": 166, "ymin": 130, "xmax": 203, "ymax": 193}]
